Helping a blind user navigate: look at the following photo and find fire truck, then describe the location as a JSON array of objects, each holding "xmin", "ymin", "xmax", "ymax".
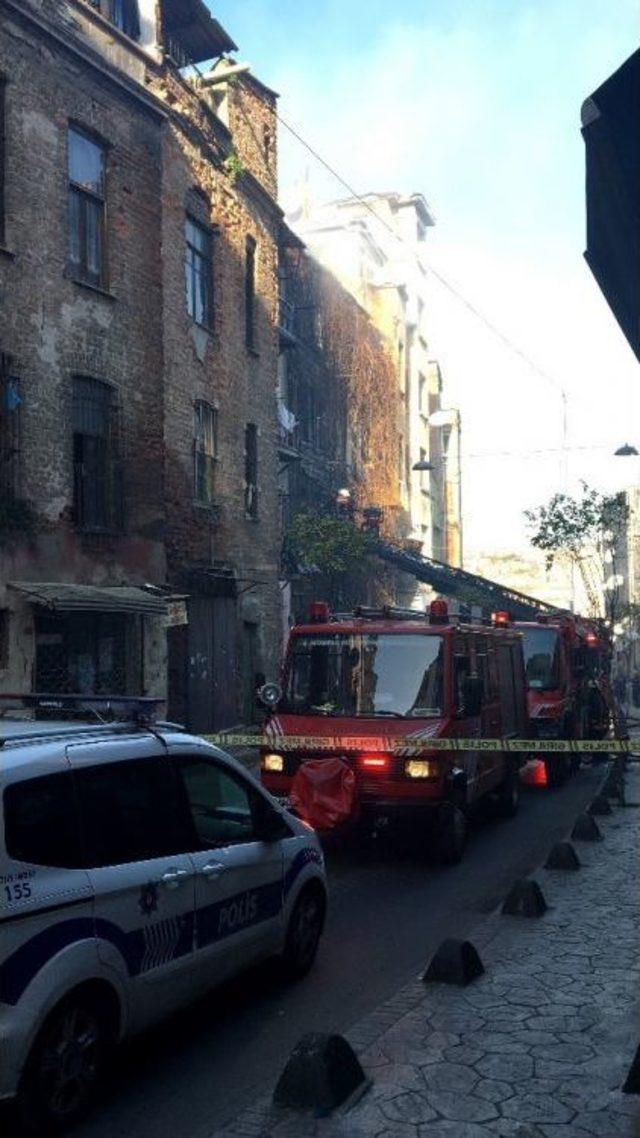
[
  {"xmin": 515, "ymin": 614, "xmax": 610, "ymax": 786},
  {"xmin": 260, "ymin": 599, "xmax": 530, "ymax": 863}
]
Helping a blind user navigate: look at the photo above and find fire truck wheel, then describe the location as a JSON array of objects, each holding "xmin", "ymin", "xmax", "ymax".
[
  {"xmin": 544, "ymin": 755, "xmax": 570, "ymax": 788},
  {"xmin": 432, "ymin": 802, "xmax": 467, "ymax": 864},
  {"xmin": 493, "ymin": 764, "xmax": 520, "ymax": 818}
]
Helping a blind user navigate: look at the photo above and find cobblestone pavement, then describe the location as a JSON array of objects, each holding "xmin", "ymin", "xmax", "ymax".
[{"xmin": 219, "ymin": 766, "xmax": 640, "ymax": 1137}]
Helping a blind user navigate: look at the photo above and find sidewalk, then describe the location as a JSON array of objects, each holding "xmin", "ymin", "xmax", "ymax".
[{"xmin": 220, "ymin": 766, "xmax": 640, "ymax": 1138}]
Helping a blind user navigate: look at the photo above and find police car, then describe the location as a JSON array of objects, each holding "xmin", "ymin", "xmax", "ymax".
[{"xmin": 0, "ymin": 696, "xmax": 327, "ymax": 1133}]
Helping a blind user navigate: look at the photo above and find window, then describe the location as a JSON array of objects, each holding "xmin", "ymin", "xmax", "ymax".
[
  {"xmin": 35, "ymin": 611, "xmax": 133, "ymax": 695},
  {"xmin": 4, "ymin": 772, "xmax": 83, "ymax": 868},
  {"xmin": 0, "ymin": 78, "xmax": 5, "ymax": 246},
  {"xmin": 245, "ymin": 236, "xmax": 257, "ymax": 349},
  {"xmin": 0, "ymin": 608, "xmax": 8, "ymax": 669},
  {"xmin": 108, "ymin": 0, "xmax": 140, "ymax": 39},
  {"xmin": 76, "ymin": 758, "xmax": 191, "ymax": 868},
  {"xmin": 418, "ymin": 373, "xmax": 426, "ymax": 414},
  {"xmin": 68, "ymin": 127, "xmax": 106, "ymax": 288},
  {"xmin": 194, "ymin": 400, "xmax": 217, "ymax": 505},
  {"xmin": 0, "ymin": 353, "xmax": 20, "ymax": 499},
  {"xmin": 185, "ymin": 215, "xmax": 213, "ymax": 328},
  {"xmin": 73, "ymin": 376, "xmax": 122, "ymax": 531},
  {"xmin": 177, "ymin": 758, "xmax": 257, "ymax": 848},
  {"xmin": 244, "ymin": 422, "xmax": 258, "ymax": 518}
]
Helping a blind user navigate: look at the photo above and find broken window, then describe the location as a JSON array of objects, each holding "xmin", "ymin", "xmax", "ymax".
[
  {"xmin": 72, "ymin": 376, "xmax": 122, "ymax": 532},
  {"xmin": 194, "ymin": 400, "xmax": 217, "ymax": 505},
  {"xmin": 185, "ymin": 215, "xmax": 213, "ymax": 328},
  {"xmin": 68, "ymin": 127, "xmax": 106, "ymax": 289},
  {"xmin": 245, "ymin": 236, "xmax": 257, "ymax": 349},
  {"xmin": 244, "ymin": 423, "xmax": 258, "ymax": 518}
]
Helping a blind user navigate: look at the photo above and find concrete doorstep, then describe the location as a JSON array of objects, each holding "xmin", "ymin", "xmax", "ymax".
[{"xmin": 219, "ymin": 764, "xmax": 640, "ymax": 1138}]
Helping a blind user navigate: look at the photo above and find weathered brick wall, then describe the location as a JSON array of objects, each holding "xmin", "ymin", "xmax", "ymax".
[
  {"xmin": 0, "ymin": 1, "xmax": 166, "ymax": 692},
  {"xmin": 149, "ymin": 66, "xmax": 283, "ymax": 689}
]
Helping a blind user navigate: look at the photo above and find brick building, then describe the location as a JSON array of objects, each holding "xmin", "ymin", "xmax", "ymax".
[
  {"xmin": 278, "ymin": 231, "xmax": 405, "ymax": 619},
  {"xmin": 0, "ymin": 0, "xmax": 283, "ymax": 727}
]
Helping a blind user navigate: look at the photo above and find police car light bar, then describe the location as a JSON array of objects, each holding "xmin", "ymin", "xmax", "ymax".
[{"xmin": 0, "ymin": 693, "xmax": 164, "ymax": 722}]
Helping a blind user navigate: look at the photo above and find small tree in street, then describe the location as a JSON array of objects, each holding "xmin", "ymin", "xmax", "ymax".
[
  {"xmin": 284, "ymin": 511, "xmax": 377, "ymax": 611},
  {"xmin": 524, "ymin": 483, "xmax": 629, "ymax": 621}
]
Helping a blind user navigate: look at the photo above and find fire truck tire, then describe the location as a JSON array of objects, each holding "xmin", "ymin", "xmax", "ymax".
[
  {"xmin": 544, "ymin": 755, "xmax": 570, "ymax": 788},
  {"xmin": 493, "ymin": 764, "xmax": 520, "ymax": 818},
  {"xmin": 432, "ymin": 802, "xmax": 467, "ymax": 864}
]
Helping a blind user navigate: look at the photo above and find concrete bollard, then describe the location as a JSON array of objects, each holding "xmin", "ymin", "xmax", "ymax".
[
  {"xmin": 273, "ymin": 1032, "xmax": 368, "ymax": 1113},
  {"xmin": 502, "ymin": 879, "xmax": 547, "ymax": 917},
  {"xmin": 571, "ymin": 813, "xmax": 603, "ymax": 841},
  {"xmin": 545, "ymin": 841, "xmax": 581, "ymax": 870},
  {"xmin": 422, "ymin": 938, "xmax": 485, "ymax": 986},
  {"xmin": 622, "ymin": 1041, "xmax": 640, "ymax": 1094},
  {"xmin": 588, "ymin": 795, "xmax": 613, "ymax": 816}
]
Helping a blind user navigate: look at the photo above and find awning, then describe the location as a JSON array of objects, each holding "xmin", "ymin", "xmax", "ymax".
[
  {"xmin": 162, "ymin": 0, "xmax": 237, "ymax": 64},
  {"xmin": 8, "ymin": 583, "xmax": 167, "ymax": 616}
]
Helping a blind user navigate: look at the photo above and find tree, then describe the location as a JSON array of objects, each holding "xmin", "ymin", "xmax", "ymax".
[
  {"xmin": 284, "ymin": 511, "xmax": 384, "ymax": 611},
  {"xmin": 524, "ymin": 483, "xmax": 628, "ymax": 621}
]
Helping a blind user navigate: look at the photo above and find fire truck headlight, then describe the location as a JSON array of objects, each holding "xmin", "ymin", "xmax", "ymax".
[
  {"xmin": 263, "ymin": 753, "xmax": 284, "ymax": 773},
  {"xmin": 405, "ymin": 759, "xmax": 437, "ymax": 779}
]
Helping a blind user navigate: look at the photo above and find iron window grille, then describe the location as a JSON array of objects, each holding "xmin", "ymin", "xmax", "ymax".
[
  {"xmin": 244, "ymin": 422, "xmax": 258, "ymax": 518},
  {"xmin": 245, "ymin": 236, "xmax": 257, "ymax": 349},
  {"xmin": 0, "ymin": 78, "xmax": 5, "ymax": 247},
  {"xmin": 68, "ymin": 127, "xmax": 107, "ymax": 289},
  {"xmin": 194, "ymin": 400, "xmax": 218, "ymax": 505},
  {"xmin": 185, "ymin": 215, "xmax": 213, "ymax": 328},
  {"xmin": 72, "ymin": 376, "xmax": 123, "ymax": 532}
]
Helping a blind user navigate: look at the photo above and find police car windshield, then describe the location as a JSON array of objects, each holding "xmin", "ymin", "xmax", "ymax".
[
  {"xmin": 521, "ymin": 626, "xmax": 561, "ymax": 690},
  {"xmin": 282, "ymin": 633, "xmax": 444, "ymax": 717}
]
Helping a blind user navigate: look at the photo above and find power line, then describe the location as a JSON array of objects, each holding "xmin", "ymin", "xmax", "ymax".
[{"xmin": 276, "ymin": 109, "xmax": 568, "ymax": 402}]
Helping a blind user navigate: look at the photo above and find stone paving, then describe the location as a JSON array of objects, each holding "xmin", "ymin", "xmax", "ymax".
[{"xmin": 219, "ymin": 767, "xmax": 640, "ymax": 1137}]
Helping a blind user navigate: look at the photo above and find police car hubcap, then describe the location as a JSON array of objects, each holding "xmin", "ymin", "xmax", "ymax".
[
  {"xmin": 293, "ymin": 897, "xmax": 321, "ymax": 962},
  {"xmin": 40, "ymin": 1009, "xmax": 99, "ymax": 1114}
]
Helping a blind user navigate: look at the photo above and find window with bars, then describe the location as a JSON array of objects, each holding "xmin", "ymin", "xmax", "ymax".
[
  {"xmin": 68, "ymin": 127, "xmax": 107, "ymax": 289},
  {"xmin": 72, "ymin": 376, "xmax": 122, "ymax": 532},
  {"xmin": 245, "ymin": 236, "xmax": 257, "ymax": 349},
  {"xmin": 194, "ymin": 400, "xmax": 217, "ymax": 505},
  {"xmin": 186, "ymin": 215, "xmax": 213, "ymax": 328},
  {"xmin": 244, "ymin": 423, "xmax": 258, "ymax": 519}
]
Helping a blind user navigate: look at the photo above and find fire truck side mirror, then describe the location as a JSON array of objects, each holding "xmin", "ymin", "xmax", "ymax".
[
  {"xmin": 258, "ymin": 682, "xmax": 282, "ymax": 709},
  {"xmin": 461, "ymin": 675, "xmax": 483, "ymax": 718}
]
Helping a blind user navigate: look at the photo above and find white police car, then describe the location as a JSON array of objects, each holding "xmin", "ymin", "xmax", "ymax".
[{"xmin": 0, "ymin": 701, "xmax": 327, "ymax": 1133}]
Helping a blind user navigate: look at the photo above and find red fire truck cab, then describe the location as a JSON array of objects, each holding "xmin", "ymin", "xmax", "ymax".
[
  {"xmin": 260, "ymin": 601, "xmax": 529, "ymax": 863},
  {"xmin": 517, "ymin": 614, "xmax": 610, "ymax": 787}
]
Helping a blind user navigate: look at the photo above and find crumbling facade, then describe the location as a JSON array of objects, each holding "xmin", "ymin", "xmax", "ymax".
[{"xmin": 0, "ymin": 0, "xmax": 283, "ymax": 726}]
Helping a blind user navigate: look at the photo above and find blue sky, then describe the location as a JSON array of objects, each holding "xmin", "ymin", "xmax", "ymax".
[{"xmin": 211, "ymin": 1, "xmax": 639, "ymax": 557}]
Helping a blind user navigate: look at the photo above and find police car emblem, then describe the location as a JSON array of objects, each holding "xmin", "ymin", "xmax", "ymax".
[{"xmin": 138, "ymin": 882, "xmax": 159, "ymax": 916}]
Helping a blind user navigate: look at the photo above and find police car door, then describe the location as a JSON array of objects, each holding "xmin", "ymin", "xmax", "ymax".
[
  {"xmin": 172, "ymin": 751, "xmax": 285, "ymax": 987},
  {"xmin": 66, "ymin": 738, "xmax": 197, "ymax": 1027}
]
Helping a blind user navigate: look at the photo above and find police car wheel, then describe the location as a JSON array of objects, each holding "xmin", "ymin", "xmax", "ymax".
[
  {"xmin": 493, "ymin": 766, "xmax": 520, "ymax": 818},
  {"xmin": 433, "ymin": 802, "xmax": 467, "ymax": 864},
  {"xmin": 18, "ymin": 994, "xmax": 111, "ymax": 1133},
  {"xmin": 282, "ymin": 886, "xmax": 325, "ymax": 979}
]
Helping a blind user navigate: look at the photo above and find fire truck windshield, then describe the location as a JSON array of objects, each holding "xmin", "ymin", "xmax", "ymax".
[
  {"xmin": 521, "ymin": 626, "xmax": 562, "ymax": 691},
  {"xmin": 282, "ymin": 633, "xmax": 444, "ymax": 717}
]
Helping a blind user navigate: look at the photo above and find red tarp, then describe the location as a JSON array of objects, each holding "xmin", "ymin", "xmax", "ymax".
[{"xmin": 290, "ymin": 758, "xmax": 357, "ymax": 832}]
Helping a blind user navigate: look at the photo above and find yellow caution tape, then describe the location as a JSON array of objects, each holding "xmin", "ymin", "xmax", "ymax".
[{"xmin": 204, "ymin": 734, "xmax": 631, "ymax": 754}]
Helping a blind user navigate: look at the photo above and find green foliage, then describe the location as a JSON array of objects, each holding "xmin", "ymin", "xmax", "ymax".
[
  {"xmin": 223, "ymin": 152, "xmax": 245, "ymax": 184},
  {"xmin": 285, "ymin": 512, "xmax": 373, "ymax": 575},
  {"xmin": 525, "ymin": 484, "xmax": 628, "ymax": 570},
  {"xmin": 0, "ymin": 497, "xmax": 38, "ymax": 542}
]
